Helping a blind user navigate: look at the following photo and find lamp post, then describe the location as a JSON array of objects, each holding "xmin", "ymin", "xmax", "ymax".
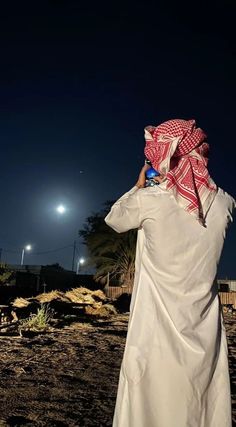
[
  {"xmin": 21, "ymin": 244, "xmax": 32, "ymax": 265},
  {"xmin": 76, "ymin": 257, "xmax": 85, "ymax": 275}
]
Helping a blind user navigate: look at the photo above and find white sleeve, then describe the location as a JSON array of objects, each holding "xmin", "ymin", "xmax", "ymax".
[{"xmin": 104, "ymin": 186, "xmax": 141, "ymax": 233}]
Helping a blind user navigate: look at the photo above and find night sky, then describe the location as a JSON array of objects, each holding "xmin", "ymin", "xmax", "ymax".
[{"xmin": 0, "ymin": 1, "xmax": 235, "ymax": 277}]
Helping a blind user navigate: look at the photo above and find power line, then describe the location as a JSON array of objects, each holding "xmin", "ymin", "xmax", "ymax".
[
  {"xmin": 2, "ymin": 243, "xmax": 74, "ymax": 256},
  {"xmin": 34, "ymin": 244, "xmax": 74, "ymax": 255},
  {"xmin": 1, "ymin": 241, "xmax": 83, "ymax": 270},
  {"xmin": 2, "ymin": 249, "xmax": 19, "ymax": 254}
]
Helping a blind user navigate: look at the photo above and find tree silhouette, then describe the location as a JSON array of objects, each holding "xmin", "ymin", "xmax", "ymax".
[{"xmin": 79, "ymin": 202, "xmax": 137, "ymax": 287}]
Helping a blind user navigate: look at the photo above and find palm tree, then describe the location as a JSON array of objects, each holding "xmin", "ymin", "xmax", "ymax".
[
  {"xmin": 93, "ymin": 229, "xmax": 137, "ymax": 287},
  {"xmin": 79, "ymin": 202, "xmax": 137, "ymax": 288}
]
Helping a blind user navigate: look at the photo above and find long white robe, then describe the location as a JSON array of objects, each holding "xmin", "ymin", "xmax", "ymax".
[{"xmin": 105, "ymin": 182, "xmax": 235, "ymax": 427}]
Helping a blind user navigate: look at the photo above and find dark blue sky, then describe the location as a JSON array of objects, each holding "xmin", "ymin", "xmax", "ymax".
[{"xmin": 0, "ymin": 1, "xmax": 235, "ymax": 276}]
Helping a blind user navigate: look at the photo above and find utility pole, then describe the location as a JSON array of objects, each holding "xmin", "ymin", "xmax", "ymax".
[{"xmin": 71, "ymin": 240, "xmax": 76, "ymax": 272}]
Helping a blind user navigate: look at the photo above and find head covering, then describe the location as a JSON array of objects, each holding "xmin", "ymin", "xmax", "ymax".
[{"xmin": 144, "ymin": 119, "xmax": 217, "ymax": 225}]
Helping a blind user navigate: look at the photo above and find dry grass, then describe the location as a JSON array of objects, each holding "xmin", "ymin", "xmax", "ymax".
[
  {"xmin": 11, "ymin": 287, "xmax": 114, "ymax": 320},
  {"xmin": 12, "ymin": 297, "xmax": 31, "ymax": 308},
  {"xmin": 12, "ymin": 288, "xmax": 108, "ymax": 307},
  {"xmin": 65, "ymin": 288, "xmax": 95, "ymax": 304},
  {"xmin": 65, "ymin": 287, "xmax": 107, "ymax": 305},
  {"xmin": 92, "ymin": 289, "xmax": 107, "ymax": 301},
  {"xmin": 85, "ymin": 303, "xmax": 117, "ymax": 318},
  {"xmin": 36, "ymin": 290, "xmax": 71, "ymax": 304}
]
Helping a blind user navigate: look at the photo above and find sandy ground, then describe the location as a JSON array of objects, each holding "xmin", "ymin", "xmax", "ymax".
[{"xmin": 0, "ymin": 313, "xmax": 235, "ymax": 427}]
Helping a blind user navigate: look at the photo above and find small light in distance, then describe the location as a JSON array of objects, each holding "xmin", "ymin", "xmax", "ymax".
[
  {"xmin": 25, "ymin": 245, "xmax": 32, "ymax": 251},
  {"xmin": 79, "ymin": 257, "xmax": 85, "ymax": 265},
  {"xmin": 56, "ymin": 204, "xmax": 66, "ymax": 214}
]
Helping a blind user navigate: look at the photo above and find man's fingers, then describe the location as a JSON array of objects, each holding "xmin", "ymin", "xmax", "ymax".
[{"xmin": 154, "ymin": 175, "xmax": 165, "ymax": 183}]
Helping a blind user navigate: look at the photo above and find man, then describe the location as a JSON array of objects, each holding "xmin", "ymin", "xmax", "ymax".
[{"xmin": 105, "ymin": 119, "xmax": 235, "ymax": 427}]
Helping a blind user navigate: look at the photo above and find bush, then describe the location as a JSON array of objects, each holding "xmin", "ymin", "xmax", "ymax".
[
  {"xmin": 113, "ymin": 293, "xmax": 131, "ymax": 313},
  {"xmin": 0, "ymin": 264, "xmax": 15, "ymax": 286},
  {"xmin": 19, "ymin": 304, "xmax": 53, "ymax": 332}
]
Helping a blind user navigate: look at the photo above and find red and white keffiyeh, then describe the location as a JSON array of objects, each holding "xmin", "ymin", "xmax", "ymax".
[{"xmin": 144, "ymin": 119, "xmax": 217, "ymax": 225}]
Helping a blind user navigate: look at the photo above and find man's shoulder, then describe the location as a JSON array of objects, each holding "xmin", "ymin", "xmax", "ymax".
[{"xmin": 216, "ymin": 187, "xmax": 236, "ymax": 214}]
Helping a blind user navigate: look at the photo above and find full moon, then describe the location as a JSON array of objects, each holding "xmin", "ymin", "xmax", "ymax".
[{"xmin": 56, "ymin": 204, "xmax": 66, "ymax": 214}]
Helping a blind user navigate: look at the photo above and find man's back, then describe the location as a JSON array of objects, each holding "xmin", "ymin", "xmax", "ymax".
[{"xmin": 137, "ymin": 183, "xmax": 235, "ymax": 292}]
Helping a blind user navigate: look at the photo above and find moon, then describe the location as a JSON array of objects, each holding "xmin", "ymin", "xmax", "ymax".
[{"xmin": 56, "ymin": 204, "xmax": 66, "ymax": 214}]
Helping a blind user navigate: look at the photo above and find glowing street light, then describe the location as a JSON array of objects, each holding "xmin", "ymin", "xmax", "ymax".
[
  {"xmin": 56, "ymin": 204, "xmax": 66, "ymax": 214},
  {"xmin": 76, "ymin": 257, "xmax": 85, "ymax": 274},
  {"xmin": 21, "ymin": 244, "xmax": 32, "ymax": 265}
]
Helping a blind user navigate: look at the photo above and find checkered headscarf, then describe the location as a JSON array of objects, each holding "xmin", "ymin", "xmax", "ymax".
[{"xmin": 144, "ymin": 119, "xmax": 217, "ymax": 225}]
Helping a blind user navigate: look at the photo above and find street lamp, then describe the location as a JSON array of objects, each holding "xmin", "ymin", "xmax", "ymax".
[
  {"xmin": 21, "ymin": 244, "xmax": 32, "ymax": 266},
  {"xmin": 76, "ymin": 257, "xmax": 85, "ymax": 275}
]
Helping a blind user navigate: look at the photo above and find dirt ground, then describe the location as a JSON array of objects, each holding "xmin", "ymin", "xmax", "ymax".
[{"xmin": 0, "ymin": 313, "xmax": 235, "ymax": 427}]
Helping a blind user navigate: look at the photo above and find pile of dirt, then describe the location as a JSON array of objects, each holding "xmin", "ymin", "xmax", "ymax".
[{"xmin": 11, "ymin": 287, "xmax": 117, "ymax": 320}]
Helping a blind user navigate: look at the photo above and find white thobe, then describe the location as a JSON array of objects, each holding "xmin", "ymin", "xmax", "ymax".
[{"xmin": 105, "ymin": 181, "xmax": 235, "ymax": 427}]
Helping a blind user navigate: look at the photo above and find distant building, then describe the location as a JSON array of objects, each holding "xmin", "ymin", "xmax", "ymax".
[
  {"xmin": 217, "ymin": 279, "xmax": 236, "ymax": 292},
  {"xmin": 5, "ymin": 265, "xmax": 99, "ymax": 294},
  {"xmin": 0, "ymin": 265, "xmax": 81, "ymax": 302},
  {"xmin": 8, "ymin": 264, "xmax": 76, "ymax": 294}
]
